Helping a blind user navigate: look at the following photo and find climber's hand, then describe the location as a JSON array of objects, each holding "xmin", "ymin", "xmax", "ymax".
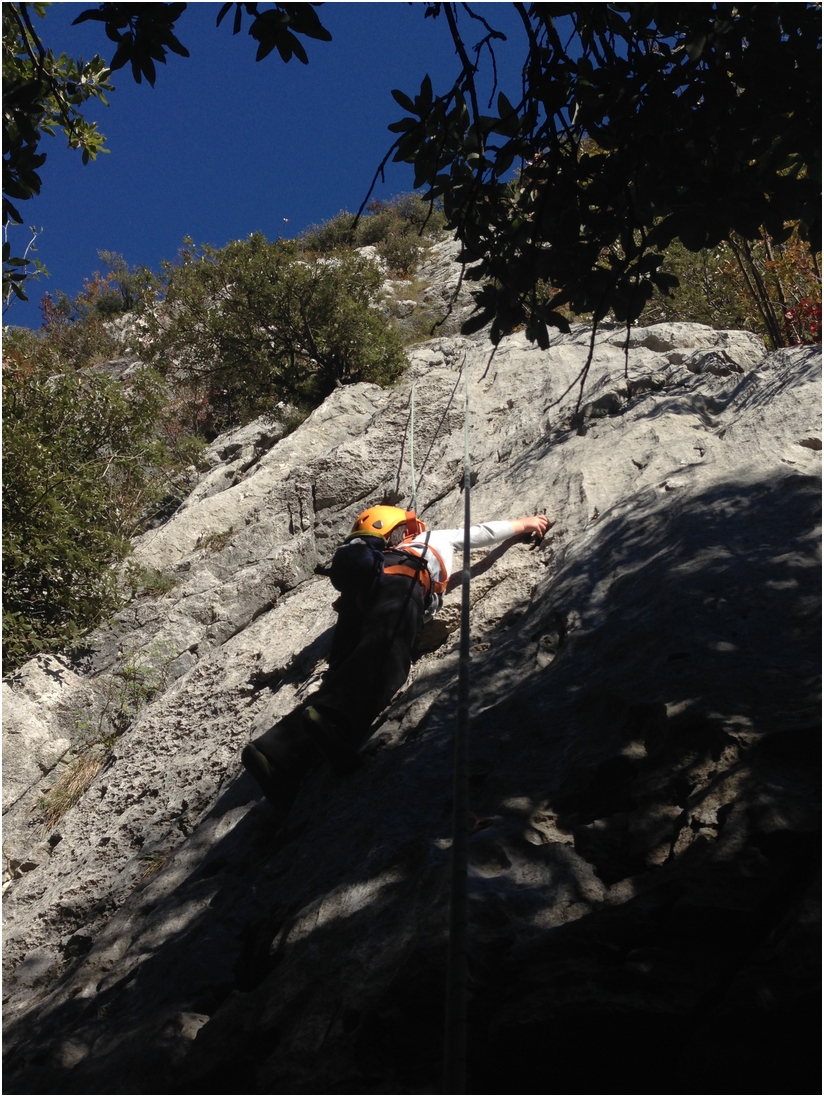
[{"xmin": 512, "ymin": 514, "xmax": 551, "ymax": 540}]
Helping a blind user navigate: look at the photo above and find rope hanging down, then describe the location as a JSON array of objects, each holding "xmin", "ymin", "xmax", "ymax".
[
  {"xmin": 409, "ymin": 381, "xmax": 418, "ymax": 514},
  {"xmin": 405, "ymin": 367, "xmax": 464, "ymax": 512},
  {"xmin": 402, "ymin": 363, "xmax": 471, "ymax": 1092},
  {"xmin": 444, "ymin": 364, "xmax": 471, "ymax": 1095}
]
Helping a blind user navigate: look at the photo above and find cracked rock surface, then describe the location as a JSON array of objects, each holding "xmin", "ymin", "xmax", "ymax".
[{"xmin": 2, "ymin": 320, "xmax": 820, "ymax": 1095}]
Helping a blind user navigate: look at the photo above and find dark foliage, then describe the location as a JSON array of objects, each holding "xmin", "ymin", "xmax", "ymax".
[
  {"xmin": 382, "ymin": 5, "xmax": 821, "ymax": 346},
  {"xmin": 2, "ymin": 344, "xmax": 178, "ymax": 672}
]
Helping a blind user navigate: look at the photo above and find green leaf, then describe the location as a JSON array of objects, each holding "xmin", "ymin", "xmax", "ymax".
[
  {"xmin": 497, "ymin": 91, "xmax": 515, "ymax": 117},
  {"xmin": 256, "ymin": 39, "xmax": 277, "ymax": 62},
  {"xmin": 288, "ymin": 32, "xmax": 308, "ymax": 65},
  {"xmin": 166, "ymin": 36, "xmax": 190, "ymax": 59},
  {"xmin": 391, "ymin": 88, "xmax": 416, "ymax": 113},
  {"xmin": 72, "ymin": 10, "xmax": 108, "ymax": 25},
  {"xmin": 418, "ymin": 74, "xmax": 433, "ymax": 111},
  {"xmin": 109, "ymin": 41, "xmax": 131, "ymax": 73}
]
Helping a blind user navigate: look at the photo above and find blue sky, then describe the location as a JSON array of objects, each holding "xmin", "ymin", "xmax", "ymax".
[{"xmin": 7, "ymin": 1, "xmax": 528, "ymax": 329}]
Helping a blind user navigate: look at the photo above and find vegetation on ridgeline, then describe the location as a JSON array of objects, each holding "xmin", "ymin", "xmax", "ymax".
[
  {"xmin": 145, "ymin": 233, "xmax": 407, "ymax": 434},
  {"xmin": 299, "ymin": 193, "xmax": 448, "ymax": 275},
  {"xmin": 638, "ymin": 230, "xmax": 821, "ymax": 346}
]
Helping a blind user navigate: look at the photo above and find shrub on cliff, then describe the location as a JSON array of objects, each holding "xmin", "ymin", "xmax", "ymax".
[
  {"xmin": 37, "ymin": 251, "xmax": 157, "ymax": 370},
  {"xmin": 147, "ymin": 233, "xmax": 407, "ymax": 435},
  {"xmin": 299, "ymin": 193, "xmax": 447, "ymax": 277},
  {"xmin": 2, "ymin": 335, "xmax": 196, "ymax": 673}
]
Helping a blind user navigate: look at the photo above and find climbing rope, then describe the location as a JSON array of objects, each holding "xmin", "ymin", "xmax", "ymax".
[
  {"xmin": 409, "ymin": 381, "xmax": 418, "ymax": 514},
  {"xmin": 444, "ymin": 364, "xmax": 471, "ymax": 1095},
  {"xmin": 402, "ymin": 361, "xmax": 472, "ymax": 1092},
  {"xmin": 406, "ymin": 363, "xmax": 464, "ymax": 511}
]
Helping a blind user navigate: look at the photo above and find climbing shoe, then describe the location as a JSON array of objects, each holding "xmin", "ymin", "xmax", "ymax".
[
  {"xmin": 302, "ymin": 705, "xmax": 363, "ymax": 776},
  {"xmin": 241, "ymin": 742, "xmax": 301, "ymax": 814}
]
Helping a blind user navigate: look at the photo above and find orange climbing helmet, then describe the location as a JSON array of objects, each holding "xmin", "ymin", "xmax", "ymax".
[{"xmin": 347, "ymin": 505, "xmax": 427, "ymax": 543}]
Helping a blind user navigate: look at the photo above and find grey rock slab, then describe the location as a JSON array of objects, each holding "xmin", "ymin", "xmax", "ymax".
[
  {"xmin": 2, "ymin": 656, "xmax": 96, "ymax": 813},
  {"xmin": 182, "ymin": 415, "xmax": 295, "ymax": 508},
  {"xmin": 132, "ymin": 384, "xmax": 385, "ymax": 571},
  {"xmin": 612, "ymin": 320, "xmax": 768, "ymax": 365}
]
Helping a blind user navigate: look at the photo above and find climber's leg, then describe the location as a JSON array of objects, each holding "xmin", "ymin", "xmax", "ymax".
[
  {"xmin": 244, "ymin": 576, "xmax": 424, "ymax": 801},
  {"xmin": 301, "ymin": 704, "xmax": 363, "ymax": 776},
  {"xmin": 242, "ymin": 706, "xmax": 316, "ymax": 813},
  {"xmin": 307, "ymin": 575, "xmax": 425, "ymax": 758}
]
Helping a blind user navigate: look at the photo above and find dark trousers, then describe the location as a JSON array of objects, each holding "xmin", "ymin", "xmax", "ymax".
[
  {"xmin": 314, "ymin": 572, "xmax": 425, "ymax": 745},
  {"xmin": 252, "ymin": 573, "xmax": 424, "ymax": 777}
]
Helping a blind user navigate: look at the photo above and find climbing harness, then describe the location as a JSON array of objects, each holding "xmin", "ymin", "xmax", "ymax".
[
  {"xmin": 444, "ymin": 364, "xmax": 472, "ymax": 1096},
  {"xmin": 382, "ymin": 546, "xmax": 433, "ymax": 594},
  {"xmin": 384, "ymin": 532, "xmax": 449, "ymax": 596}
]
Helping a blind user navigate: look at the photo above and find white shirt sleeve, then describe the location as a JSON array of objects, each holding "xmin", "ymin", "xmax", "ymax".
[{"xmin": 403, "ymin": 521, "xmax": 516, "ymax": 584}]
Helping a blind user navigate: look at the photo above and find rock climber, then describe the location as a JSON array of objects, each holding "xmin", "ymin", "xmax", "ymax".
[{"xmin": 242, "ymin": 505, "xmax": 550, "ymax": 815}]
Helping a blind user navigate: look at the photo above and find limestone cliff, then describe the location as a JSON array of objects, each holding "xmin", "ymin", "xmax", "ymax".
[{"xmin": 2, "ymin": 312, "xmax": 821, "ymax": 1094}]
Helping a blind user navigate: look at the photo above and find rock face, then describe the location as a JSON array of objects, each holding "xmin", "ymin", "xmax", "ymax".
[{"xmin": 2, "ymin": 318, "xmax": 820, "ymax": 1095}]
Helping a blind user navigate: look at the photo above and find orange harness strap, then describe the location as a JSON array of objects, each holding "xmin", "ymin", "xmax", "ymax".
[
  {"xmin": 383, "ymin": 561, "xmax": 432, "ymax": 594},
  {"xmin": 384, "ymin": 539, "xmax": 449, "ymax": 595}
]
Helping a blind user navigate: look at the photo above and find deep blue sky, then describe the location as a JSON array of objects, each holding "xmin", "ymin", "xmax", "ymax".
[{"xmin": 7, "ymin": 1, "xmax": 528, "ymax": 329}]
